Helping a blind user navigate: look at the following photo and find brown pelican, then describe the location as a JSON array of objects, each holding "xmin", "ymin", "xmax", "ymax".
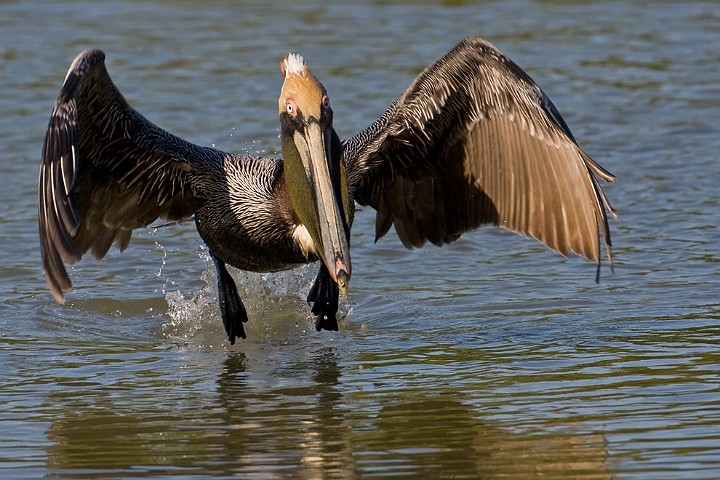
[{"xmin": 39, "ymin": 37, "xmax": 616, "ymax": 344}]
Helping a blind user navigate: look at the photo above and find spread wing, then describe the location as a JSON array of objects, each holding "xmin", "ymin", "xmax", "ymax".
[
  {"xmin": 39, "ymin": 49, "xmax": 214, "ymax": 301},
  {"xmin": 344, "ymin": 36, "xmax": 616, "ymax": 272}
]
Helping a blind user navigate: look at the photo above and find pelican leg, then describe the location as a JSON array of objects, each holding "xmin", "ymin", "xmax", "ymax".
[
  {"xmin": 210, "ymin": 252, "xmax": 248, "ymax": 344},
  {"xmin": 307, "ymin": 264, "xmax": 340, "ymax": 332}
]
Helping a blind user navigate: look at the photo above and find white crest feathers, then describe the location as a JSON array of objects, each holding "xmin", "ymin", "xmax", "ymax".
[{"xmin": 283, "ymin": 53, "xmax": 306, "ymax": 77}]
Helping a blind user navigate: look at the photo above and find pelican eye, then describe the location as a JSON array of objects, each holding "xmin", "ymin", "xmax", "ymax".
[
  {"xmin": 286, "ymin": 99, "xmax": 298, "ymax": 117},
  {"xmin": 322, "ymin": 95, "xmax": 330, "ymax": 109}
]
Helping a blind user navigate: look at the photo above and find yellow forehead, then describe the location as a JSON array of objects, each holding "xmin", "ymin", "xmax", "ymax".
[{"xmin": 278, "ymin": 54, "xmax": 325, "ymax": 117}]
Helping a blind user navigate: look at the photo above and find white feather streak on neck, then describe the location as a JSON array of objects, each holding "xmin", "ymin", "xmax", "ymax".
[{"xmin": 292, "ymin": 223, "xmax": 317, "ymax": 259}]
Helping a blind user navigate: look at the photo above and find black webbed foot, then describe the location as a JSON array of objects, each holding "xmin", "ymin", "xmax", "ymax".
[
  {"xmin": 307, "ymin": 264, "xmax": 340, "ymax": 332},
  {"xmin": 211, "ymin": 253, "xmax": 248, "ymax": 344}
]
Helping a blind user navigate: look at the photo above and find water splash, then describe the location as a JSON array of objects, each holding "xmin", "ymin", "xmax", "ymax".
[
  {"xmin": 160, "ymin": 250, "xmax": 352, "ymax": 348},
  {"xmin": 153, "ymin": 239, "xmax": 176, "ymax": 294}
]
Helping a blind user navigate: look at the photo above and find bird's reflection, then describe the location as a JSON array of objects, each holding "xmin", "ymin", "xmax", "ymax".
[
  {"xmin": 43, "ymin": 347, "xmax": 611, "ymax": 479},
  {"xmin": 214, "ymin": 345, "xmax": 359, "ymax": 477},
  {"xmin": 217, "ymin": 350, "xmax": 249, "ymax": 390}
]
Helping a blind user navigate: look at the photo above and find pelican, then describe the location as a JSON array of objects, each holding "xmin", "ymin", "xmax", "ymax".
[{"xmin": 39, "ymin": 37, "xmax": 616, "ymax": 344}]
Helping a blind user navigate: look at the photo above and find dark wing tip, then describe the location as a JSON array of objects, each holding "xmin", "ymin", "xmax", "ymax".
[
  {"xmin": 68, "ymin": 49, "xmax": 106, "ymax": 77},
  {"xmin": 56, "ymin": 50, "xmax": 106, "ymax": 102},
  {"xmin": 38, "ymin": 50, "xmax": 106, "ymax": 302}
]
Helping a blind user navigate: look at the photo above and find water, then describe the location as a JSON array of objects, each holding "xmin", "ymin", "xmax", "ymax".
[{"xmin": 2, "ymin": 0, "xmax": 719, "ymax": 478}]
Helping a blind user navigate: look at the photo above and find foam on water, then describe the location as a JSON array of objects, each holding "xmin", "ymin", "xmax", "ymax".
[{"xmin": 159, "ymin": 251, "xmax": 353, "ymax": 348}]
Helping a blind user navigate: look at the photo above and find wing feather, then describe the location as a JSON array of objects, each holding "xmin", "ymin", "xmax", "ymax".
[
  {"xmin": 344, "ymin": 36, "xmax": 616, "ymax": 268},
  {"xmin": 39, "ymin": 49, "xmax": 209, "ymax": 301}
]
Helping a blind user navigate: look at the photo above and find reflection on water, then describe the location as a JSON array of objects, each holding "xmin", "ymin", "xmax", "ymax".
[
  {"xmin": 2, "ymin": 0, "xmax": 720, "ymax": 478},
  {"xmin": 25, "ymin": 315, "xmax": 717, "ymax": 478},
  {"xmin": 43, "ymin": 346, "xmax": 612, "ymax": 479}
]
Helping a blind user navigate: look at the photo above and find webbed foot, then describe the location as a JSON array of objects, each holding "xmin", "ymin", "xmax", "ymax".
[
  {"xmin": 211, "ymin": 253, "xmax": 248, "ymax": 344},
  {"xmin": 307, "ymin": 264, "xmax": 340, "ymax": 332}
]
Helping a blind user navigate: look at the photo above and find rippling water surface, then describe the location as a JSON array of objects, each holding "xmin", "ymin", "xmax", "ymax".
[{"xmin": 2, "ymin": 0, "xmax": 719, "ymax": 478}]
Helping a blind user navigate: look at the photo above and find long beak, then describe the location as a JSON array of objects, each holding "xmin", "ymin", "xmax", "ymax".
[{"xmin": 292, "ymin": 119, "xmax": 351, "ymax": 295}]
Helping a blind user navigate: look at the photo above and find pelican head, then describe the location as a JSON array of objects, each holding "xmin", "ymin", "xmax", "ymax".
[{"xmin": 278, "ymin": 53, "xmax": 351, "ymax": 295}]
